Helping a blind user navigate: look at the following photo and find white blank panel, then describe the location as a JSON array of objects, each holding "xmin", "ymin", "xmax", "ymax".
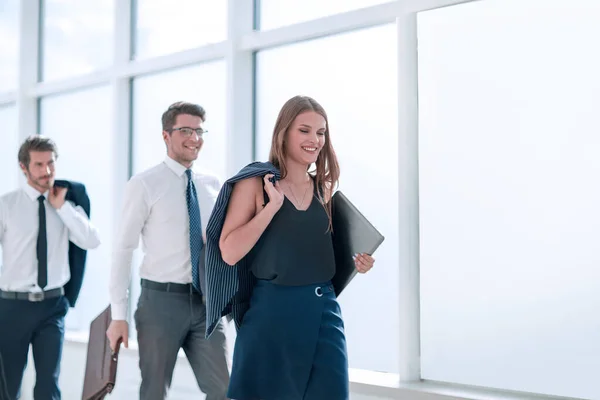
[
  {"xmin": 0, "ymin": 105, "xmax": 18, "ymax": 196},
  {"xmin": 259, "ymin": 0, "xmax": 390, "ymax": 30},
  {"xmin": 0, "ymin": 105, "xmax": 19, "ymax": 274},
  {"xmin": 417, "ymin": 1, "xmax": 600, "ymax": 399},
  {"xmin": 0, "ymin": 0, "xmax": 19, "ymax": 91}
]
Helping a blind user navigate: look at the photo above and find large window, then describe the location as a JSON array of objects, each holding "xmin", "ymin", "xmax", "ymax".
[
  {"xmin": 41, "ymin": 0, "xmax": 114, "ymax": 82},
  {"xmin": 255, "ymin": 24, "xmax": 399, "ymax": 373},
  {"xmin": 39, "ymin": 85, "xmax": 114, "ymax": 333},
  {"xmin": 0, "ymin": 104, "xmax": 18, "ymax": 266},
  {"xmin": 131, "ymin": 62, "xmax": 227, "ymax": 178},
  {"xmin": 258, "ymin": 0, "xmax": 391, "ymax": 30},
  {"xmin": 0, "ymin": 0, "xmax": 19, "ymax": 91},
  {"xmin": 417, "ymin": 1, "xmax": 600, "ymax": 399},
  {"xmin": 15, "ymin": 0, "xmax": 597, "ymax": 398},
  {"xmin": 133, "ymin": 0, "xmax": 227, "ymax": 59},
  {"xmin": 129, "ymin": 61, "xmax": 228, "ymax": 338},
  {"xmin": 0, "ymin": 105, "xmax": 19, "ymax": 197}
]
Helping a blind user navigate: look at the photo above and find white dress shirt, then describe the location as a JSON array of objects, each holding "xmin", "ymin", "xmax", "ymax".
[
  {"xmin": 0, "ymin": 183, "xmax": 101, "ymax": 292},
  {"xmin": 109, "ymin": 156, "xmax": 222, "ymax": 320}
]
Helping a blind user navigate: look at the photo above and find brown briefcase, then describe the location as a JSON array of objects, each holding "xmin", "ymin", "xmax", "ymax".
[{"xmin": 82, "ymin": 305, "xmax": 122, "ymax": 400}]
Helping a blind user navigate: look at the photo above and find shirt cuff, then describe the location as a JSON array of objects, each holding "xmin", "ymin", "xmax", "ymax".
[{"xmin": 110, "ymin": 303, "xmax": 128, "ymax": 321}]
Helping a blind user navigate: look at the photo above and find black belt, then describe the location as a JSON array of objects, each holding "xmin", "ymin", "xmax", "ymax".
[
  {"xmin": 0, "ymin": 287, "xmax": 64, "ymax": 302},
  {"xmin": 141, "ymin": 279, "xmax": 200, "ymax": 294}
]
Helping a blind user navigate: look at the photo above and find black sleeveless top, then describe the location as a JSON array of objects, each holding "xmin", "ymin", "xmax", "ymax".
[{"xmin": 249, "ymin": 179, "xmax": 336, "ymax": 286}]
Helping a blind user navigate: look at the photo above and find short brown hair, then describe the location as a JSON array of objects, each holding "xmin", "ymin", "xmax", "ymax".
[
  {"xmin": 161, "ymin": 101, "xmax": 206, "ymax": 132},
  {"xmin": 18, "ymin": 135, "xmax": 59, "ymax": 167}
]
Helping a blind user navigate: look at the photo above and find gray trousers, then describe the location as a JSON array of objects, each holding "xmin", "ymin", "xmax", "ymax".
[{"xmin": 134, "ymin": 285, "xmax": 230, "ymax": 400}]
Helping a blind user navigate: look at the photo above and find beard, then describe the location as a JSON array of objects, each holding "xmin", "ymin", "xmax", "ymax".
[{"xmin": 31, "ymin": 175, "xmax": 53, "ymax": 190}]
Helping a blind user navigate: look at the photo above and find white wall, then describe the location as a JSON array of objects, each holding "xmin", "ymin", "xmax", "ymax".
[{"xmin": 417, "ymin": 1, "xmax": 600, "ymax": 399}]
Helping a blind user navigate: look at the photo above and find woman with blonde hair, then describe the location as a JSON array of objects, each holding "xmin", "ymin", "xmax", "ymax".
[{"xmin": 204, "ymin": 95, "xmax": 375, "ymax": 399}]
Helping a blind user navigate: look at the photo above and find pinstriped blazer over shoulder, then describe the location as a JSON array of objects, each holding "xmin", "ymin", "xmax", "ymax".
[{"xmin": 205, "ymin": 161, "xmax": 281, "ymax": 338}]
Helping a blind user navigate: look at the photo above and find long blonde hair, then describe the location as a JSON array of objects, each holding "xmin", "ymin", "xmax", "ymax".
[{"xmin": 268, "ymin": 95, "xmax": 340, "ymax": 230}]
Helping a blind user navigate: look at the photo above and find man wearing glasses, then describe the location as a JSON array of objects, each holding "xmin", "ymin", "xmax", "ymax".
[{"xmin": 106, "ymin": 102, "xmax": 229, "ymax": 400}]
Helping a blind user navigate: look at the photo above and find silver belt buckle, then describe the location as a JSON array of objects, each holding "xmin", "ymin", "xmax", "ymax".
[{"xmin": 28, "ymin": 291, "xmax": 45, "ymax": 302}]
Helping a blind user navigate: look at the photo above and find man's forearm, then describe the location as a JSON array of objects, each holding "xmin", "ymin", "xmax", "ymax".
[
  {"xmin": 109, "ymin": 249, "xmax": 135, "ymax": 320},
  {"xmin": 57, "ymin": 202, "xmax": 101, "ymax": 249}
]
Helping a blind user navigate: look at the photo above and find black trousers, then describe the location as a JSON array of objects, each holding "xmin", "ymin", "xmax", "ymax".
[{"xmin": 0, "ymin": 295, "xmax": 68, "ymax": 400}]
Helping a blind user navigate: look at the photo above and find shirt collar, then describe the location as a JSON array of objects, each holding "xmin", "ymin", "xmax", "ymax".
[
  {"xmin": 23, "ymin": 183, "xmax": 48, "ymax": 201},
  {"xmin": 164, "ymin": 155, "xmax": 192, "ymax": 178}
]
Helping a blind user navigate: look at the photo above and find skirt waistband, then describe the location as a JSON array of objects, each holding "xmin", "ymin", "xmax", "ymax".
[{"xmin": 255, "ymin": 279, "xmax": 335, "ymax": 297}]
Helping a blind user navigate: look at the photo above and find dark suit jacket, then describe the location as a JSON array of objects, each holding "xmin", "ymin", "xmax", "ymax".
[
  {"xmin": 204, "ymin": 161, "xmax": 280, "ymax": 338},
  {"xmin": 54, "ymin": 179, "xmax": 91, "ymax": 307}
]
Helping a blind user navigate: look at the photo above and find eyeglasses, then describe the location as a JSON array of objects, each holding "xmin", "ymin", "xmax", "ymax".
[{"xmin": 170, "ymin": 127, "xmax": 207, "ymax": 137}]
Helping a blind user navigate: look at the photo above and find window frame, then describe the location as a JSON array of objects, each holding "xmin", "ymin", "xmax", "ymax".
[{"xmin": 2, "ymin": 0, "xmax": 575, "ymax": 399}]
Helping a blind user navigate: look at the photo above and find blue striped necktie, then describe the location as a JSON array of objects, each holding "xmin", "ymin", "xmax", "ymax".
[{"xmin": 185, "ymin": 169, "xmax": 202, "ymax": 293}]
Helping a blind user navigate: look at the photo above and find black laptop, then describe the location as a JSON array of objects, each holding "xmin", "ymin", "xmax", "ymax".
[{"xmin": 330, "ymin": 191, "xmax": 385, "ymax": 296}]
